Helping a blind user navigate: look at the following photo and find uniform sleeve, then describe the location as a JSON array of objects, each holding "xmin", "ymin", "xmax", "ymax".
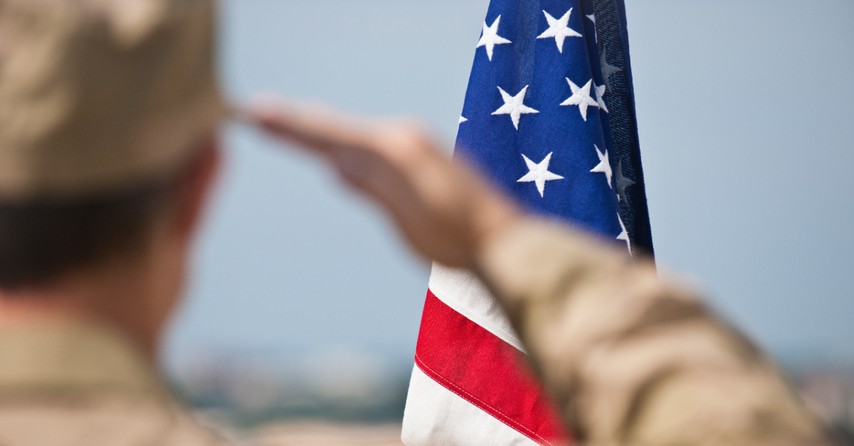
[{"xmin": 475, "ymin": 218, "xmax": 836, "ymax": 446}]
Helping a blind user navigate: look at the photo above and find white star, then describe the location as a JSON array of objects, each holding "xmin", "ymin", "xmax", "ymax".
[
  {"xmin": 536, "ymin": 9, "xmax": 581, "ymax": 53},
  {"xmin": 477, "ymin": 16, "xmax": 512, "ymax": 62},
  {"xmin": 600, "ymin": 46, "xmax": 622, "ymax": 91},
  {"xmin": 492, "ymin": 85, "xmax": 539, "ymax": 130},
  {"xmin": 616, "ymin": 213, "xmax": 631, "ymax": 252},
  {"xmin": 595, "ymin": 83, "xmax": 608, "ymax": 113},
  {"xmin": 560, "ymin": 78, "xmax": 598, "ymax": 121},
  {"xmin": 459, "ymin": 116, "xmax": 468, "ymax": 124},
  {"xmin": 590, "ymin": 145, "xmax": 613, "ymax": 187},
  {"xmin": 517, "ymin": 152, "xmax": 564, "ymax": 198},
  {"xmin": 586, "ymin": 14, "xmax": 597, "ymax": 44}
]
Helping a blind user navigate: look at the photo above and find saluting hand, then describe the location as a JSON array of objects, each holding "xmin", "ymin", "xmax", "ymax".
[{"xmin": 247, "ymin": 101, "xmax": 522, "ymax": 269}]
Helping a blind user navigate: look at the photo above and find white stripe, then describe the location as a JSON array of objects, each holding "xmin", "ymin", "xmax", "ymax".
[
  {"xmin": 428, "ymin": 263, "xmax": 524, "ymax": 352},
  {"xmin": 401, "ymin": 366, "xmax": 537, "ymax": 446}
]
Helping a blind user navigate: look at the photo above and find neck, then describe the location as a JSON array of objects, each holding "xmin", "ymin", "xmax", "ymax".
[{"xmin": 0, "ymin": 257, "xmax": 169, "ymax": 362}]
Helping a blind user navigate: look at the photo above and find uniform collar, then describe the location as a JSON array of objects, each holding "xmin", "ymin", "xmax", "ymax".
[{"xmin": 0, "ymin": 322, "xmax": 167, "ymax": 398}]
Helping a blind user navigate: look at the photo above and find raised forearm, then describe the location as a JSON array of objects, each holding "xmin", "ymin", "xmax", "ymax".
[{"xmin": 476, "ymin": 218, "xmax": 834, "ymax": 445}]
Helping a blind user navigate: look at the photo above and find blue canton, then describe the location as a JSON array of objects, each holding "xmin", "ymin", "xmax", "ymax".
[{"xmin": 455, "ymin": 0, "xmax": 654, "ymax": 254}]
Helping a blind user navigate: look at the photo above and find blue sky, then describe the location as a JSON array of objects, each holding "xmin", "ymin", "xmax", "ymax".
[{"xmin": 163, "ymin": 0, "xmax": 854, "ymax": 371}]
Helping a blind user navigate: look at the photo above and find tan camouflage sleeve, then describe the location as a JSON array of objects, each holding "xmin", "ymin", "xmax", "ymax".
[{"xmin": 475, "ymin": 218, "xmax": 837, "ymax": 446}]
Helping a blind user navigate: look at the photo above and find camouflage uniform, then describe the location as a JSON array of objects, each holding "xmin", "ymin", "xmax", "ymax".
[
  {"xmin": 0, "ymin": 324, "xmax": 230, "ymax": 445},
  {"xmin": 477, "ymin": 218, "xmax": 838, "ymax": 445}
]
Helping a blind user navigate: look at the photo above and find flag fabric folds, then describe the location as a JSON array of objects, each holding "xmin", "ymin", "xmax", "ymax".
[{"xmin": 402, "ymin": 0, "xmax": 653, "ymax": 444}]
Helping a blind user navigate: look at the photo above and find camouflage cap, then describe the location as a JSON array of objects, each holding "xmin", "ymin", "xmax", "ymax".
[{"xmin": 0, "ymin": 0, "xmax": 223, "ymax": 200}]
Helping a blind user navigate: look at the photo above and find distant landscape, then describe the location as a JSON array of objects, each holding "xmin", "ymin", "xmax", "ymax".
[{"xmin": 169, "ymin": 351, "xmax": 854, "ymax": 443}]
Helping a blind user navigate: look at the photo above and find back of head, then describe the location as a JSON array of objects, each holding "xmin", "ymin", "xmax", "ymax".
[{"xmin": 0, "ymin": 0, "xmax": 222, "ymax": 289}]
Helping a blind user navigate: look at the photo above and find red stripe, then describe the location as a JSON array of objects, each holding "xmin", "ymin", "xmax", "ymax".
[{"xmin": 414, "ymin": 290, "xmax": 570, "ymax": 445}]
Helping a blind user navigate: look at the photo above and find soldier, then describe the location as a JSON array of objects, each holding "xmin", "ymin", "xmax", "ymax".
[
  {"xmin": 0, "ymin": 0, "xmax": 840, "ymax": 446},
  {"xmin": 248, "ymin": 103, "xmax": 842, "ymax": 446},
  {"xmin": 0, "ymin": 0, "xmax": 229, "ymax": 444}
]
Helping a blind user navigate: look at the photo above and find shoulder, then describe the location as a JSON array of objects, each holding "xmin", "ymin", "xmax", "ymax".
[{"xmin": 0, "ymin": 396, "xmax": 234, "ymax": 446}]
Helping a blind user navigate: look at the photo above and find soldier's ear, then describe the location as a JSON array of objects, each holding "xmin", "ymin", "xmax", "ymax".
[{"xmin": 171, "ymin": 136, "xmax": 221, "ymax": 245}]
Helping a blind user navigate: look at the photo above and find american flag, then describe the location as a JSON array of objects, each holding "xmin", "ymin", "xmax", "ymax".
[{"xmin": 402, "ymin": 0, "xmax": 653, "ymax": 444}]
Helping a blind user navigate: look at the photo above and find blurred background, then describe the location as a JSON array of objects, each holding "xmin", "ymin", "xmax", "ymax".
[{"xmin": 161, "ymin": 0, "xmax": 854, "ymax": 442}]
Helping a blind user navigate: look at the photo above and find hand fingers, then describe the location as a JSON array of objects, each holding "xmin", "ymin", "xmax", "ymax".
[{"xmin": 244, "ymin": 99, "xmax": 380, "ymax": 157}]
